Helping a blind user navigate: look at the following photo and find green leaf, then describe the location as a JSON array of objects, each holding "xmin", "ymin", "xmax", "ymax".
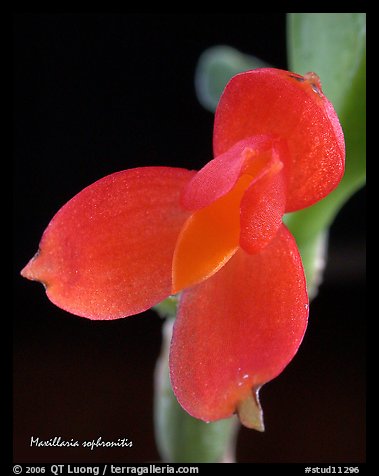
[
  {"xmin": 154, "ymin": 318, "xmax": 238, "ymax": 463},
  {"xmin": 194, "ymin": 45, "xmax": 270, "ymax": 112},
  {"xmin": 288, "ymin": 13, "xmax": 366, "ymax": 114},
  {"xmin": 286, "ymin": 13, "xmax": 366, "ymax": 294}
]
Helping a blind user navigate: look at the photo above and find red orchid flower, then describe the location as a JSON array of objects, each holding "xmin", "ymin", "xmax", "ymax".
[{"xmin": 21, "ymin": 68, "xmax": 345, "ymax": 430}]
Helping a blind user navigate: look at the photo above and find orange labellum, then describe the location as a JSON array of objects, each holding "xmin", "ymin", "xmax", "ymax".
[{"xmin": 172, "ymin": 174, "xmax": 253, "ymax": 293}]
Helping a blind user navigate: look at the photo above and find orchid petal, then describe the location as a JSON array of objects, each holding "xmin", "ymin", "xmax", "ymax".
[
  {"xmin": 214, "ymin": 68, "xmax": 345, "ymax": 211},
  {"xmin": 21, "ymin": 167, "xmax": 194, "ymax": 319},
  {"xmin": 170, "ymin": 225, "xmax": 308, "ymax": 424},
  {"xmin": 181, "ymin": 135, "xmax": 285, "ymax": 211},
  {"xmin": 240, "ymin": 160, "xmax": 286, "ymax": 254}
]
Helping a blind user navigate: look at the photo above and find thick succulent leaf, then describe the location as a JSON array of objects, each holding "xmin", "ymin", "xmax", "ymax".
[{"xmin": 287, "ymin": 13, "xmax": 366, "ymax": 116}]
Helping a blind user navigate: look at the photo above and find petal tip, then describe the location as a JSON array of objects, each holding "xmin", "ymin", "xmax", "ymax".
[
  {"xmin": 20, "ymin": 251, "xmax": 44, "ymax": 284},
  {"xmin": 237, "ymin": 387, "xmax": 265, "ymax": 432}
]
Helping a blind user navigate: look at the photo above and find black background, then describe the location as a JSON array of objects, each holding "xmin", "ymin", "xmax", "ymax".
[{"xmin": 13, "ymin": 14, "xmax": 365, "ymax": 463}]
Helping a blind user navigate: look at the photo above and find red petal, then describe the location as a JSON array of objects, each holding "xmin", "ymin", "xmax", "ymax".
[
  {"xmin": 170, "ymin": 225, "xmax": 308, "ymax": 423},
  {"xmin": 213, "ymin": 68, "xmax": 345, "ymax": 212},
  {"xmin": 21, "ymin": 167, "xmax": 194, "ymax": 320},
  {"xmin": 181, "ymin": 135, "xmax": 278, "ymax": 211},
  {"xmin": 240, "ymin": 157, "xmax": 286, "ymax": 254}
]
